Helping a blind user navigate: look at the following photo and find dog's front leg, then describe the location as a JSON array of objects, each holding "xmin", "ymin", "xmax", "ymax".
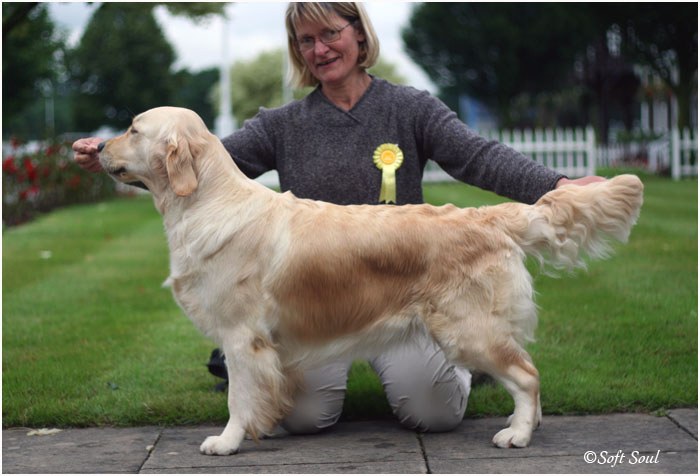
[
  {"xmin": 200, "ymin": 406, "xmax": 246, "ymax": 456},
  {"xmin": 199, "ymin": 339, "xmax": 249, "ymax": 456},
  {"xmin": 200, "ymin": 329, "xmax": 289, "ymax": 456}
]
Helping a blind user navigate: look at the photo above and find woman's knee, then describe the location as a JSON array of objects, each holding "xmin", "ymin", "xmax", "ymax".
[
  {"xmin": 279, "ymin": 360, "xmax": 351, "ymax": 434},
  {"xmin": 393, "ymin": 394, "xmax": 466, "ymax": 432},
  {"xmin": 371, "ymin": 337, "xmax": 471, "ymax": 433},
  {"xmin": 397, "ymin": 365, "xmax": 471, "ymax": 432},
  {"xmin": 280, "ymin": 403, "xmax": 343, "ymax": 434}
]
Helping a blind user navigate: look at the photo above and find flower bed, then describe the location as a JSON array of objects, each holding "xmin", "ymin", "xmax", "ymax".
[{"xmin": 2, "ymin": 138, "xmax": 117, "ymax": 227}]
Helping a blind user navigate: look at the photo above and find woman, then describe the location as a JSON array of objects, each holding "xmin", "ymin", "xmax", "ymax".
[{"xmin": 74, "ymin": 2, "xmax": 602, "ymax": 435}]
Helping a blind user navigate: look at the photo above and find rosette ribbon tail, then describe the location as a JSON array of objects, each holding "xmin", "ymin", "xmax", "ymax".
[{"xmin": 379, "ymin": 167, "xmax": 397, "ymax": 203}]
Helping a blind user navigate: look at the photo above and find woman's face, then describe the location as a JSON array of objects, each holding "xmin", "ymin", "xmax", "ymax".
[{"xmin": 295, "ymin": 12, "xmax": 366, "ymax": 87}]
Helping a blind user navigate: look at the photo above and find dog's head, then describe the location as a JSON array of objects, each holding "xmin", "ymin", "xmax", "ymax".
[{"xmin": 99, "ymin": 107, "xmax": 212, "ymax": 197}]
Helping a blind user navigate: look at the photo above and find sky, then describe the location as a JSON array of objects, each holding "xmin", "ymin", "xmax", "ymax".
[{"xmin": 47, "ymin": 1, "xmax": 436, "ymax": 93}]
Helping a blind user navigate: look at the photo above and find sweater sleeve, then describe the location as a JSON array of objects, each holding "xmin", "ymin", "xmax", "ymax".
[
  {"xmin": 219, "ymin": 108, "xmax": 277, "ymax": 179},
  {"xmin": 415, "ymin": 93, "xmax": 565, "ymax": 204}
]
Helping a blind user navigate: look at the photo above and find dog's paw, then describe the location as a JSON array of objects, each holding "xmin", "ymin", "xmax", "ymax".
[
  {"xmin": 200, "ymin": 435, "xmax": 239, "ymax": 456},
  {"xmin": 506, "ymin": 411, "xmax": 542, "ymax": 430},
  {"xmin": 492, "ymin": 427, "xmax": 531, "ymax": 448}
]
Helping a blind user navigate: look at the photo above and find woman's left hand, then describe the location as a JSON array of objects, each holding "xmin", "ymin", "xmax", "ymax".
[{"xmin": 555, "ymin": 176, "xmax": 607, "ymax": 188}]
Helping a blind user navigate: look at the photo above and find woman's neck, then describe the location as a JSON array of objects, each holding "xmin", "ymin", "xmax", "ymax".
[{"xmin": 320, "ymin": 71, "xmax": 372, "ymax": 111}]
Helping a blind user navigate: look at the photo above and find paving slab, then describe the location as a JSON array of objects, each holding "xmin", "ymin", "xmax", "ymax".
[
  {"xmin": 421, "ymin": 412, "xmax": 698, "ymax": 474},
  {"xmin": 3, "ymin": 411, "xmax": 697, "ymax": 474},
  {"xmin": 668, "ymin": 408, "xmax": 698, "ymax": 439},
  {"xmin": 140, "ymin": 420, "xmax": 426, "ymax": 474},
  {"xmin": 2, "ymin": 427, "xmax": 161, "ymax": 474}
]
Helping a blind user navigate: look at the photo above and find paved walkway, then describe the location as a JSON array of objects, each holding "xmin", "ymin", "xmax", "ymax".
[{"xmin": 3, "ymin": 409, "xmax": 697, "ymax": 474}]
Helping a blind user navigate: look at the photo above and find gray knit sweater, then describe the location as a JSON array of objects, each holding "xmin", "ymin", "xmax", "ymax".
[{"xmin": 221, "ymin": 77, "xmax": 564, "ymax": 205}]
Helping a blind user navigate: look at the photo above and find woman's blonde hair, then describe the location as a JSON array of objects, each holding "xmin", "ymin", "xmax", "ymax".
[{"xmin": 285, "ymin": 2, "xmax": 380, "ymax": 89}]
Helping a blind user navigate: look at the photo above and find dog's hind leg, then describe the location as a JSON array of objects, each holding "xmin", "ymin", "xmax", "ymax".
[
  {"xmin": 200, "ymin": 328, "xmax": 293, "ymax": 456},
  {"xmin": 506, "ymin": 350, "xmax": 542, "ymax": 430},
  {"xmin": 428, "ymin": 314, "xmax": 540, "ymax": 448},
  {"xmin": 489, "ymin": 346, "xmax": 540, "ymax": 448}
]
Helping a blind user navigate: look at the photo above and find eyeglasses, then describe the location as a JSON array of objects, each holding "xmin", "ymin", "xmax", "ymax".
[{"xmin": 296, "ymin": 22, "xmax": 354, "ymax": 52}]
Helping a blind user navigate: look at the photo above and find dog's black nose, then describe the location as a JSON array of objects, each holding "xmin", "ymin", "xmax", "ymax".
[{"xmin": 97, "ymin": 141, "xmax": 105, "ymax": 152}]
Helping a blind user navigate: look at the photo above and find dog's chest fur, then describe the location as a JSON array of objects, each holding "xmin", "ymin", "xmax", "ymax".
[{"xmin": 162, "ymin": 198, "xmax": 290, "ymax": 343}]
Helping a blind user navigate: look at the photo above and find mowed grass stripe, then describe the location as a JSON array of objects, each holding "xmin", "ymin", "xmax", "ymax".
[
  {"xmin": 3, "ymin": 196, "xmax": 226, "ymax": 427},
  {"xmin": 3, "ymin": 198, "xmax": 162, "ymax": 293}
]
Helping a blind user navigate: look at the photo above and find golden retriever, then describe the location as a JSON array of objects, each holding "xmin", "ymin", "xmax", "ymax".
[{"xmin": 98, "ymin": 106, "xmax": 643, "ymax": 454}]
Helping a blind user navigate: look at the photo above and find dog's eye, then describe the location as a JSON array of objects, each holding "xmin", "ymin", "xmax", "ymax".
[{"xmin": 130, "ymin": 127, "xmax": 138, "ymax": 135}]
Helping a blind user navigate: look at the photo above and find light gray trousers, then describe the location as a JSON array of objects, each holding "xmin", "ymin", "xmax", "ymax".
[{"xmin": 281, "ymin": 333, "xmax": 471, "ymax": 434}]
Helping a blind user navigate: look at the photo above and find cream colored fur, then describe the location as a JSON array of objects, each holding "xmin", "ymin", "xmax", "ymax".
[{"xmin": 99, "ymin": 107, "xmax": 643, "ymax": 454}]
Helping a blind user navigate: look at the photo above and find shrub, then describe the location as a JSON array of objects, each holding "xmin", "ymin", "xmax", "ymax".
[{"xmin": 2, "ymin": 138, "xmax": 117, "ymax": 227}]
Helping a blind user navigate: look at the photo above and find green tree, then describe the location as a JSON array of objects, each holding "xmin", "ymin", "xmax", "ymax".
[
  {"xmin": 160, "ymin": 2, "xmax": 227, "ymax": 21},
  {"xmin": 567, "ymin": 4, "xmax": 642, "ymax": 144},
  {"xmin": 613, "ymin": 2, "xmax": 697, "ymax": 130},
  {"xmin": 171, "ymin": 67, "xmax": 220, "ymax": 129},
  {"xmin": 227, "ymin": 50, "xmax": 289, "ymax": 123},
  {"xmin": 3, "ymin": 2, "xmax": 226, "ymax": 138},
  {"xmin": 2, "ymin": 1, "xmax": 39, "ymax": 39},
  {"xmin": 368, "ymin": 60, "xmax": 407, "ymax": 86},
  {"xmin": 2, "ymin": 3, "xmax": 64, "ymax": 123},
  {"xmin": 403, "ymin": 3, "xmax": 595, "ymax": 127},
  {"xmin": 67, "ymin": 3, "xmax": 177, "ymax": 130},
  {"xmin": 66, "ymin": 3, "xmax": 226, "ymax": 131}
]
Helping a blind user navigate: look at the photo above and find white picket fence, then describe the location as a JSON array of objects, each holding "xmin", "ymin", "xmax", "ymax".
[
  {"xmin": 671, "ymin": 128, "xmax": 698, "ymax": 180},
  {"xmin": 597, "ymin": 128, "xmax": 698, "ymax": 180},
  {"xmin": 424, "ymin": 126, "xmax": 596, "ymax": 182},
  {"xmin": 424, "ymin": 126, "xmax": 698, "ymax": 182}
]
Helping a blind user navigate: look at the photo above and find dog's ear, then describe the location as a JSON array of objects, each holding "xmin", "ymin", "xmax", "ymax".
[{"xmin": 165, "ymin": 134, "xmax": 198, "ymax": 196}]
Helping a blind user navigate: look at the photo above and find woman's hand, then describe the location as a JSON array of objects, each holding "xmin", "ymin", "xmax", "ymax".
[
  {"xmin": 72, "ymin": 137, "xmax": 104, "ymax": 173},
  {"xmin": 555, "ymin": 176, "xmax": 607, "ymax": 188}
]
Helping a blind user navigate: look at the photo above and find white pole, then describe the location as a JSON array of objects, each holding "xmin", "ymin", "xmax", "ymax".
[
  {"xmin": 215, "ymin": 15, "xmax": 235, "ymax": 137},
  {"xmin": 671, "ymin": 127, "xmax": 681, "ymax": 181},
  {"xmin": 586, "ymin": 125, "xmax": 596, "ymax": 177}
]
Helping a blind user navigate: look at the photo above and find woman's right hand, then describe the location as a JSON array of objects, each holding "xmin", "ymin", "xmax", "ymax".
[{"xmin": 72, "ymin": 137, "xmax": 104, "ymax": 173}]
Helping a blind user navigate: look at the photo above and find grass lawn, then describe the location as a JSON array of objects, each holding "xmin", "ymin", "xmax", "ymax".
[{"xmin": 3, "ymin": 171, "xmax": 697, "ymax": 427}]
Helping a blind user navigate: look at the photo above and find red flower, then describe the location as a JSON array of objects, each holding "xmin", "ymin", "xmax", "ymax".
[
  {"xmin": 10, "ymin": 138, "xmax": 20, "ymax": 149},
  {"xmin": 68, "ymin": 175, "xmax": 81, "ymax": 189},
  {"xmin": 3, "ymin": 157, "xmax": 18, "ymax": 174},
  {"xmin": 24, "ymin": 158, "xmax": 38, "ymax": 182},
  {"xmin": 19, "ymin": 185, "xmax": 39, "ymax": 200}
]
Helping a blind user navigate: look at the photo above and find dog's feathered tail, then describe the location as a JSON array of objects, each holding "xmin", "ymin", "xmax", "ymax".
[{"xmin": 489, "ymin": 174, "xmax": 644, "ymax": 272}]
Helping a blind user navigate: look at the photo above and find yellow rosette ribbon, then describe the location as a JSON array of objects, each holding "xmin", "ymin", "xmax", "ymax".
[{"xmin": 373, "ymin": 143, "xmax": 404, "ymax": 204}]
